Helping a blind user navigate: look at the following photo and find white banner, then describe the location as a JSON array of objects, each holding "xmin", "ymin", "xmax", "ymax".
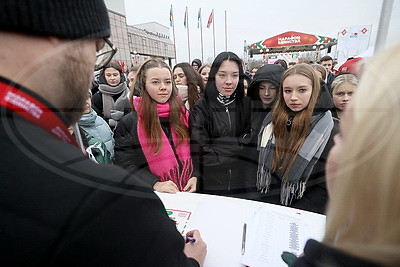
[{"xmin": 337, "ymin": 25, "xmax": 372, "ymax": 61}]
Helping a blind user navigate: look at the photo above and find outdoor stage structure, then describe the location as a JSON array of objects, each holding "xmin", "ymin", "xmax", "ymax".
[{"xmin": 246, "ymin": 31, "xmax": 337, "ymax": 65}]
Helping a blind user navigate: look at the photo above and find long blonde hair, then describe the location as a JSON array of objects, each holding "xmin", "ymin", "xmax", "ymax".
[
  {"xmin": 129, "ymin": 58, "xmax": 188, "ymax": 154},
  {"xmin": 323, "ymin": 43, "xmax": 400, "ymax": 265},
  {"xmin": 271, "ymin": 63, "xmax": 320, "ymax": 180}
]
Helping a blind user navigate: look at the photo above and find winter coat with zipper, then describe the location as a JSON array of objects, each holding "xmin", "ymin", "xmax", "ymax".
[
  {"xmin": 113, "ymin": 111, "xmax": 161, "ymax": 188},
  {"xmin": 113, "ymin": 110, "xmax": 189, "ymax": 188},
  {"xmin": 78, "ymin": 108, "xmax": 115, "ymax": 157},
  {"xmin": 190, "ymin": 84, "xmax": 252, "ymax": 196}
]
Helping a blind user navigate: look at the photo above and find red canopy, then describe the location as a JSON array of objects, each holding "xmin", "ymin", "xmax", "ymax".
[{"xmin": 249, "ymin": 31, "xmax": 337, "ymax": 54}]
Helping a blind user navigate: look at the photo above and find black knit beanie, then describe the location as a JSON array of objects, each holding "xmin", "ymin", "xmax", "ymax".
[{"xmin": 0, "ymin": 0, "xmax": 110, "ymax": 39}]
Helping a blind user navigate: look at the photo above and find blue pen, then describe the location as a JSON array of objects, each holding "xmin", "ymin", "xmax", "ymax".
[{"xmin": 186, "ymin": 236, "xmax": 196, "ymax": 243}]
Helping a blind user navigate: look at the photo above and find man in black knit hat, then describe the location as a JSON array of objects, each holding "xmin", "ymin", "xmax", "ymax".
[{"xmin": 0, "ymin": 0, "xmax": 206, "ymax": 266}]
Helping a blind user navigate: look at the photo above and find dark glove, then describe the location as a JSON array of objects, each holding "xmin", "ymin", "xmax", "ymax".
[{"xmin": 281, "ymin": 251, "xmax": 298, "ymax": 266}]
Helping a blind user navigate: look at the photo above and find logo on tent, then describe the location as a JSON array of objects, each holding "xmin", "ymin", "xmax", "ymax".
[
  {"xmin": 350, "ymin": 32, "xmax": 358, "ymax": 38},
  {"xmin": 361, "ymin": 28, "xmax": 368, "ymax": 34},
  {"xmin": 341, "ymin": 29, "xmax": 347, "ymax": 36}
]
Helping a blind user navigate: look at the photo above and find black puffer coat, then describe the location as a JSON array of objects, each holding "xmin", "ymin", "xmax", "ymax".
[
  {"xmin": 113, "ymin": 111, "xmax": 161, "ymax": 187},
  {"xmin": 190, "ymin": 79, "xmax": 252, "ymax": 196}
]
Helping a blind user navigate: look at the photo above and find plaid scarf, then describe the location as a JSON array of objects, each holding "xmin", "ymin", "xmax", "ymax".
[{"xmin": 257, "ymin": 111, "xmax": 334, "ymax": 206}]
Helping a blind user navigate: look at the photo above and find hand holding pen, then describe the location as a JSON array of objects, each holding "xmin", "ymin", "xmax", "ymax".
[
  {"xmin": 183, "ymin": 230, "xmax": 207, "ymax": 266},
  {"xmin": 186, "ymin": 236, "xmax": 196, "ymax": 243}
]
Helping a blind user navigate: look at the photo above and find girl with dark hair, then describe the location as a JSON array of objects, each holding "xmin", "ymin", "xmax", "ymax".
[
  {"xmin": 173, "ymin": 62, "xmax": 204, "ymax": 110},
  {"xmin": 92, "ymin": 61, "xmax": 131, "ymax": 129},
  {"xmin": 114, "ymin": 58, "xmax": 197, "ymax": 193},
  {"xmin": 257, "ymin": 63, "xmax": 338, "ymax": 214},
  {"xmin": 247, "ymin": 64, "xmax": 285, "ymax": 135},
  {"xmin": 244, "ymin": 64, "xmax": 285, "ymax": 199},
  {"xmin": 190, "ymin": 51, "xmax": 251, "ymax": 196}
]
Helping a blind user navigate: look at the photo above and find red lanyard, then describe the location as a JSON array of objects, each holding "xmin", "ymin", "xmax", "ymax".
[{"xmin": 0, "ymin": 79, "xmax": 79, "ymax": 148}]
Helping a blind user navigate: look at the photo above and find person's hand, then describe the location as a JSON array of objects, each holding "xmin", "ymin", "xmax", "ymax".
[
  {"xmin": 153, "ymin": 181, "xmax": 179, "ymax": 193},
  {"xmin": 184, "ymin": 230, "xmax": 207, "ymax": 266},
  {"xmin": 110, "ymin": 109, "xmax": 124, "ymax": 121},
  {"xmin": 108, "ymin": 119, "xmax": 117, "ymax": 127},
  {"xmin": 184, "ymin": 177, "xmax": 197, "ymax": 193}
]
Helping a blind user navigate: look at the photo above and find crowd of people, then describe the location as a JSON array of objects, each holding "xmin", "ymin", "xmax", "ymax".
[
  {"xmin": 1, "ymin": 0, "xmax": 399, "ymax": 266},
  {"xmin": 89, "ymin": 51, "xmax": 355, "ymax": 215}
]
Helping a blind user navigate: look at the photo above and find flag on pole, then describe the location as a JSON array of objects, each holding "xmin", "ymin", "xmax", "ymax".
[
  {"xmin": 207, "ymin": 9, "xmax": 214, "ymax": 28},
  {"xmin": 184, "ymin": 7, "xmax": 188, "ymax": 28},
  {"xmin": 197, "ymin": 8, "xmax": 201, "ymax": 28},
  {"xmin": 169, "ymin": 5, "xmax": 173, "ymax": 27}
]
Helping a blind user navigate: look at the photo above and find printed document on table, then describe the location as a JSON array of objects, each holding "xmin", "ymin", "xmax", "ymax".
[
  {"xmin": 241, "ymin": 206, "xmax": 325, "ymax": 267},
  {"xmin": 166, "ymin": 209, "xmax": 192, "ymax": 234}
]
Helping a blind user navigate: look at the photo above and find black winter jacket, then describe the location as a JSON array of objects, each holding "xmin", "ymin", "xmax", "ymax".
[
  {"xmin": 0, "ymin": 77, "xmax": 198, "ymax": 266},
  {"xmin": 190, "ymin": 93, "xmax": 252, "ymax": 196},
  {"xmin": 113, "ymin": 111, "xmax": 161, "ymax": 187}
]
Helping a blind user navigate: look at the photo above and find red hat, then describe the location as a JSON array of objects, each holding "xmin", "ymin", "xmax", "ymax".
[{"xmin": 337, "ymin": 57, "xmax": 364, "ymax": 77}]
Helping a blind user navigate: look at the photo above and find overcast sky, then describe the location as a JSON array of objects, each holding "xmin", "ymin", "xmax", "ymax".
[{"xmin": 124, "ymin": 0, "xmax": 400, "ymax": 63}]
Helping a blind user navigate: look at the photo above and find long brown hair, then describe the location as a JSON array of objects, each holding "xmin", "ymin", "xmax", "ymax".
[
  {"xmin": 271, "ymin": 63, "xmax": 320, "ymax": 180},
  {"xmin": 129, "ymin": 58, "xmax": 189, "ymax": 154},
  {"xmin": 173, "ymin": 62, "xmax": 203, "ymax": 109}
]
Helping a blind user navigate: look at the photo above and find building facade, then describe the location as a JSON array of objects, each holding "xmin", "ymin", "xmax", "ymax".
[
  {"xmin": 104, "ymin": 0, "xmax": 175, "ymax": 70},
  {"xmin": 128, "ymin": 23, "xmax": 175, "ymax": 67}
]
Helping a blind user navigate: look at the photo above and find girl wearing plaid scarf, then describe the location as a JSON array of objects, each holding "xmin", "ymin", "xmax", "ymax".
[{"xmin": 257, "ymin": 63, "xmax": 338, "ymax": 214}]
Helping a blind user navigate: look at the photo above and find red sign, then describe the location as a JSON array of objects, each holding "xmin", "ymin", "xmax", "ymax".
[
  {"xmin": 262, "ymin": 31, "xmax": 318, "ymax": 48},
  {"xmin": 361, "ymin": 27, "xmax": 368, "ymax": 34}
]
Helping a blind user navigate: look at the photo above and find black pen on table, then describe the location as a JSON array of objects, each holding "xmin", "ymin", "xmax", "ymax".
[{"xmin": 241, "ymin": 223, "xmax": 247, "ymax": 255}]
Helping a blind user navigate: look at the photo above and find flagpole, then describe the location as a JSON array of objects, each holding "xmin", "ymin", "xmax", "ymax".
[
  {"xmin": 170, "ymin": 5, "xmax": 177, "ymax": 65},
  {"xmin": 199, "ymin": 8, "xmax": 204, "ymax": 63},
  {"xmin": 212, "ymin": 9, "xmax": 216, "ymax": 58},
  {"xmin": 185, "ymin": 7, "xmax": 191, "ymax": 63},
  {"xmin": 224, "ymin": 10, "xmax": 227, "ymax": 51},
  {"xmin": 375, "ymin": 0, "xmax": 394, "ymax": 53}
]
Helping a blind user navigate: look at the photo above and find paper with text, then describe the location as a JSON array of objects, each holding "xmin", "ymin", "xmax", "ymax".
[{"xmin": 242, "ymin": 206, "xmax": 320, "ymax": 267}]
